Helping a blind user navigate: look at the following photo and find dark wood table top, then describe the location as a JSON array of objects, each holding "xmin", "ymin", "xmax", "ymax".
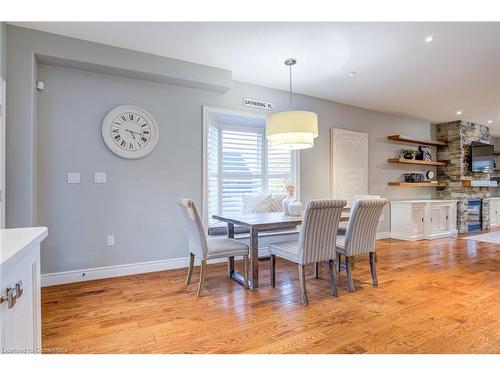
[{"xmin": 212, "ymin": 211, "xmax": 349, "ymax": 230}]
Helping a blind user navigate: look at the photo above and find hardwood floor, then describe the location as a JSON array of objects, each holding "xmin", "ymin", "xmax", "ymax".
[{"xmin": 41, "ymin": 234, "xmax": 500, "ymax": 353}]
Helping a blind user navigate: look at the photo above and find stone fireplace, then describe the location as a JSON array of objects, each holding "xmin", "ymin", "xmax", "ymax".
[{"xmin": 435, "ymin": 121, "xmax": 491, "ymax": 234}]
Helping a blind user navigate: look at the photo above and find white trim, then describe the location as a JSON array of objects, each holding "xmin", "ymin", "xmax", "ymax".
[
  {"xmin": 42, "ymin": 234, "xmax": 401, "ymax": 287},
  {"xmin": 41, "ymin": 256, "xmax": 225, "ymax": 287},
  {"xmin": 376, "ymin": 231, "xmax": 391, "ymax": 240}
]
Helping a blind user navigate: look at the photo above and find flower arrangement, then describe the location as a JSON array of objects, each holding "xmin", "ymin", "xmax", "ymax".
[{"xmin": 283, "ymin": 179, "xmax": 296, "ymax": 196}]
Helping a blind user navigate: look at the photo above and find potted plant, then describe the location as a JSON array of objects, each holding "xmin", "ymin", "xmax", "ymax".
[{"xmin": 400, "ymin": 149, "xmax": 416, "ymax": 160}]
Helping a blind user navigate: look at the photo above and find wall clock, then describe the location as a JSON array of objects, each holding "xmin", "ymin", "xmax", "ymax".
[{"xmin": 102, "ymin": 105, "xmax": 159, "ymax": 159}]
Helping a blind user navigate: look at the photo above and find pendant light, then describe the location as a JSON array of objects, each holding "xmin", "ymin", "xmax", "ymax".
[{"xmin": 266, "ymin": 58, "xmax": 318, "ymax": 150}]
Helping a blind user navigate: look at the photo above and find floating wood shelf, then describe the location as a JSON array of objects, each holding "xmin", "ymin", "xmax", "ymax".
[
  {"xmin": 387, "ymin": 135, "xmax": 447, "ymax": 147},
  {"xmin": 388, "ymin": 181, "xmax": 448, "ymax": 187},
  {"xmin": 388, "ymin": 158, "xmax": 446, "ymax": 167},
  {"xmin": 461, "ymin": 180, "xmax": 498, "ymax": 187}
]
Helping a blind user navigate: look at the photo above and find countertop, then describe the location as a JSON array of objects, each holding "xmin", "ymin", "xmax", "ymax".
[
  {"xmin": 390, "ymin": 199, "xmax": 458, "ymax": 203},
  {"xmin": 0, "ymin": 227, "xmax": 48, "ymax": 267}
]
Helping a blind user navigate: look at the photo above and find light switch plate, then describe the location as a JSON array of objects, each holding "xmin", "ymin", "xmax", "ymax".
[
  {"xmin": 107, "ymin": 235, "xmax": 115, "ymax": 247},
  {"xmin": 67, "ymin": 173, "xmax": 80, "ymax": 184},
  {"xmin": 94, "ymin": 172, "xmax": 106, "ymax": 183}
]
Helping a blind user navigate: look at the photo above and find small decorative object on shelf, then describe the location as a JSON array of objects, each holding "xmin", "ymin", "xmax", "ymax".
[
  {"xmin": 426, "ymin": 170, "xmax": 436, "ymax": 181},
  {"xmin": 400, "ymin": 149, "xmax": 416, "ymax": 160},
  {"xmin": 419, "ymin": 146, "xmax": 432, "ymax": 161},
  {"xmin": 282, "ymin": 179, "xmax": 296, "ymax": 215},
  {"xmin": 289, "ymin": 200, "xmax": 304, "ymax": 216}
]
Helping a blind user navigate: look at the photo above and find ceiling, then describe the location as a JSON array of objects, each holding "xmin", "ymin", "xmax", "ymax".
[{"xmin": 10, "ymin": 22, "xmax": 500, "ymax": 135}]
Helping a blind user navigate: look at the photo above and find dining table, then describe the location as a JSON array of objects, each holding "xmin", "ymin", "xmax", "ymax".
[{"xmin": 212, "ymin": 211, "xmax": 350, "ymax": 290}]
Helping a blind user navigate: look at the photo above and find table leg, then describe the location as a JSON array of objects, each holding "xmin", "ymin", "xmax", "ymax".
[
  {"xmin": 249, "ymin": 227, "xmax": 259, "ymax": 290},
  {"xmin": 227, "ymin": 223, "xmax": 235, "ymax": 277}
]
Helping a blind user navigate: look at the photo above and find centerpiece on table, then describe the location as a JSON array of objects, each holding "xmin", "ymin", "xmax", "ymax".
[{"xmin": 282, "ymin": 179, "xmax": 303, "ymax": 216}]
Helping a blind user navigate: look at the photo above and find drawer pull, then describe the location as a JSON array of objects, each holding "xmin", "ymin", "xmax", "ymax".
[{"xmin": 1, "ymin": 281, "xmax": 23, "ymax": 309}]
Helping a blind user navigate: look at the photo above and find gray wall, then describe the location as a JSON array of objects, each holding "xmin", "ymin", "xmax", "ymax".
[
  {"xmin": 0, "ymin": 22, "xmax": 6, "ymax": 79},
  {"xmin": 9, "ymin": 26, "xmax": 435, "ymax": 274}
]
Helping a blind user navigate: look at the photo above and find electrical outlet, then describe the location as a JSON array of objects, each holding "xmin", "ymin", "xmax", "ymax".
[
  {"xmin": 94, "ymin": 172, "xmax": 106, "ymax": 183},
  {"xmin": 67, "ymin": 172, "xmax": 80, "ymax": 184},
  {"xmin": 107, "ymin": 235, "xmax": 115, "ymax": 247}
]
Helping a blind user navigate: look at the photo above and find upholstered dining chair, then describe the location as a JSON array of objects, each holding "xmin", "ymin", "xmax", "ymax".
[
  {"xmin": 335, "ymin": 197, "xmax": 388, "ymax": 293},
  {"xmin": 268, "ymin": 199, "xmax": 347, "ymax": 305},
  {"xmin": 338, "ymin": 195, "xmax": 381, "ymax": 236},
  {"xmin": 177, "ymin": 199, "xmax": 249, "ymax": 297}
]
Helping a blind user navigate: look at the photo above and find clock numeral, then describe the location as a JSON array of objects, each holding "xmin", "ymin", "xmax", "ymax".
[
  {"xmin": 112, "ymin": 129, "xmax": 119, "ymax": 133},
  {"xmin": 141, "ymin": 137, "xmax": 148, "ymax": 142},
  {"xmin": 129, "ymin": 142, "xmax": 134, "ymax": 150},
  {"xmin": 120, "ymin": 115, "xmax": 127, "ymax": 121},
  {"xmin": 143, "ymin": 131, "xmax": 150, "ymax": 135},
  {"xmin": 113, "ymin": 122, "xmax": 121, "ymax": 126},
  {"xmin": 141, "ymin": 123, "xmax": 148, "ymax": 128},
  {"xmin": 121, "ymin": 140, "xmax": 126, "ymax": 147},
  {"xmin": 114, "ymin": 135, "xmax": 121, "ymax": 140},
  {"xmin": 128, "ymin": 114, "xmax": 134, "ymax": 120}
]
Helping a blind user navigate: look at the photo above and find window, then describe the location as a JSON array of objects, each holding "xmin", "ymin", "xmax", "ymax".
[{"xmin": 204, "ymin": 109, "xmax": 298, "ymax": 229}]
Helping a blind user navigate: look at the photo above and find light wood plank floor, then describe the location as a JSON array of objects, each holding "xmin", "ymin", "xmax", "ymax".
[{"xmin": 42, "ymin": 234, "xmax": 500, "ymax": 353}]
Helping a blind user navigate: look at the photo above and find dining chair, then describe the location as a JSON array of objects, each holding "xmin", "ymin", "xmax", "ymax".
[
  {"xmin": 177, "ymin": 199, "xmax": 249, "ymax": 297},
  {"xmin": 335, "ymin": 197, "xmax": 388, "ymax": 292},
  {"xmin": 268, "ymin": 199, "xmax": 347, "ymax": 305},
  {"xmin": 338, "ymin": 195, "xmax": 381, "ymax": 236}
]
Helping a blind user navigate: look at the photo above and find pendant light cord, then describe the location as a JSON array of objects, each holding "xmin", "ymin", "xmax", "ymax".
[{"xmin": 289, "ymin": 64, "xmax": 293, "ymax": 110}]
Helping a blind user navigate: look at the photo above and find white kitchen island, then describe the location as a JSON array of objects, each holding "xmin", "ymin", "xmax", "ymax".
[
  {"xmin": 390, "ymin": 200, "xmax": 458, "ymax": 241},
  {"xmin": 1, "ymin": 227, "xmax": 48, "ymax": 353}
]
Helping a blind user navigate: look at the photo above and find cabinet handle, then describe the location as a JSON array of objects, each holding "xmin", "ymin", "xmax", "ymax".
[
  {"xmin": 421, "ymin": 217, "xmax": 424, "ymax": 223},
  {"xmin": 1, "ymin": 281, "xmax": 23, "ymax": 309}
]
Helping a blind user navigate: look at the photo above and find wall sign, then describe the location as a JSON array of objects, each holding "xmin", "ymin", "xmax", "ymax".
[{"xmin": 242, "ymin": 98, "xmax": 274, "ymax": 111}]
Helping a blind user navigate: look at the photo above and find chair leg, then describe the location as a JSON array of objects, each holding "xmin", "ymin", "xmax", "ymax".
[
  {"xmin": 186, "ymin": 253, "xmax": 195, "ymax": 285},
  {"xmin": 328, "ymin": 259, "xmax": 338, "ymax": 297},
  {"xmin": 370, "ymin": 252, "xmax": 378, "ymax": 287},
  {"xmin": 346, "ymin": 256, "xmax": 355, "ymax": 293},
  {"xmin": 270, "ymin": 254, "xmax": 276, "ymax": 288},
  {"xmin": 196, "ymin": 260, "xmax": 207, "ymax": 297},
  {"xmin": 336, "ymin": 253, "xmax": 341, "ymax": 273},
  {"xmin": 298, "ymin": 264, "xmax": 308, "ymax": 305},
  {"xmin": 314, "ymin": 262, "xmax": 320, "ymax": 279},
  {"xmin": 227, "ymin": 256, "xmax": 235, "ymax": 278},
  {"xmin": 243, "ymin": 255, "xmax": 249, "ymax": 290}
]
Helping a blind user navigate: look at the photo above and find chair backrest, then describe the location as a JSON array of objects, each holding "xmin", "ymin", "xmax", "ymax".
[
  {"xmin": 344, "ymin": 197, "xmax": 388, "ymax": 256},
  {"xmin": 298, "ymin": 199, "xmax": 347, "ymax": 265},
  {"xmin": 177, "ymin": 199, "xmax": 208, "ymax": 260},
  {"xmin": 351, "ymin": 194, "xmax": 380, "ymax": 208}
]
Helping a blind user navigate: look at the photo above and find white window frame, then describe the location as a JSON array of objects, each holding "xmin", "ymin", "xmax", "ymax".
[{"xmin": 202, "ymin": 106, "xmax": 300, "ymax": 229}]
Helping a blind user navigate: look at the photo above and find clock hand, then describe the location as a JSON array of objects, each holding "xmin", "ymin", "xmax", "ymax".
[{"xmin": 125, "ymin": 129, "xmax": 150, "ymax": 138}]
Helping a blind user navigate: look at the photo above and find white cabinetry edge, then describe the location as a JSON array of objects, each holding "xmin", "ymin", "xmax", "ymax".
[{"xmin": 0, "ymin": 227, "xmax": 48, "ymax": 271}]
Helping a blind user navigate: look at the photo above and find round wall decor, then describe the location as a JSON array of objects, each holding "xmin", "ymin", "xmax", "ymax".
[{"xmin": 101, "ymin": 105, "xmax": 159, "ymax": 159}]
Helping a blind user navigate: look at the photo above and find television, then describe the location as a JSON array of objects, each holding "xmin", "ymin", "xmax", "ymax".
[{"xmin": 470, "ymin": 142, "xmax": 495, "ymax": 173}]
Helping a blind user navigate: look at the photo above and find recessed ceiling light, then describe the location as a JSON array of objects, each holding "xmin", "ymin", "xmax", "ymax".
[
  {"xmin": 456, "ymin": 110, "xmax": 462, "ymax": 115},
  {"xmin": 425, "ymin": 35, "xmax": 434, "ymax": 43},
  {"xmin": 488, "ymin": 120, "xmax": 493, "ymax": 124},
  {"xmin": 347, "ymin": 72, "xmax": 357, "ymax": 77}
]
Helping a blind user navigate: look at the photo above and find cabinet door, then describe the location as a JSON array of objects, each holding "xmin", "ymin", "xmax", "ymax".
[
  {"xmin": 412, "ymin": 205, "xmax": 425, "ymax": 236},
  {"xmin": 430, "ymin": 206, "xmax": 440, "ymax": 233},
  {"xmin": 491, "ymin": 200, "xmax": 499, "ymax": 228},
  {"xmin": 439, "ymin": 206, "xmax": 450, "ymax": 231}
]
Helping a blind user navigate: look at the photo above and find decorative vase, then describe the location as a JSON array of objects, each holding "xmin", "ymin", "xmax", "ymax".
[
  {"xmin": 289, "ymin": 200, "xmax": 304, "ymax": 216},
  {"xmin": 282, "ymin": 194, "xmax": 294, "ymax": 215}
]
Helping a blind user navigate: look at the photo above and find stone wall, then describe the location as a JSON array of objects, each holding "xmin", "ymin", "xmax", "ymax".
[{"xmin": 435, "ymin": 120, "xmax": 491, "ymax": 233}]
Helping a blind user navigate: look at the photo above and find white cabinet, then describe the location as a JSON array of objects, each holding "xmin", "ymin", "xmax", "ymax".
[
  {"xmin": 490, "ymin": 198, "xmax": 500, "ymax": 228},
  {"xmin": 1, "ymin": 227, "xmax": 47, "ymax": 353},
  {"xmin": 391, "ymin": 200, "xmax": 457, "ymax": 241}
]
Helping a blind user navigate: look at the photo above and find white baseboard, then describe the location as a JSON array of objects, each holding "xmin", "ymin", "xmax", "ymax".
[
  {"xmin": 376, "ymin": 231, "xmax": 391, "ymax": 240},
  {"xmin": 42, "ymin": 235, "xmax": 392, "ymax": 287},
  {"xmin": 42, "ymin": 248, "xmax": 271, "ymax": 287}
]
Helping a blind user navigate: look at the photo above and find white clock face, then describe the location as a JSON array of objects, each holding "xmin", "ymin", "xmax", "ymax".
[{"xmin": 102, "ymin": 105, "xmax": 159, "ymax": 159}]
